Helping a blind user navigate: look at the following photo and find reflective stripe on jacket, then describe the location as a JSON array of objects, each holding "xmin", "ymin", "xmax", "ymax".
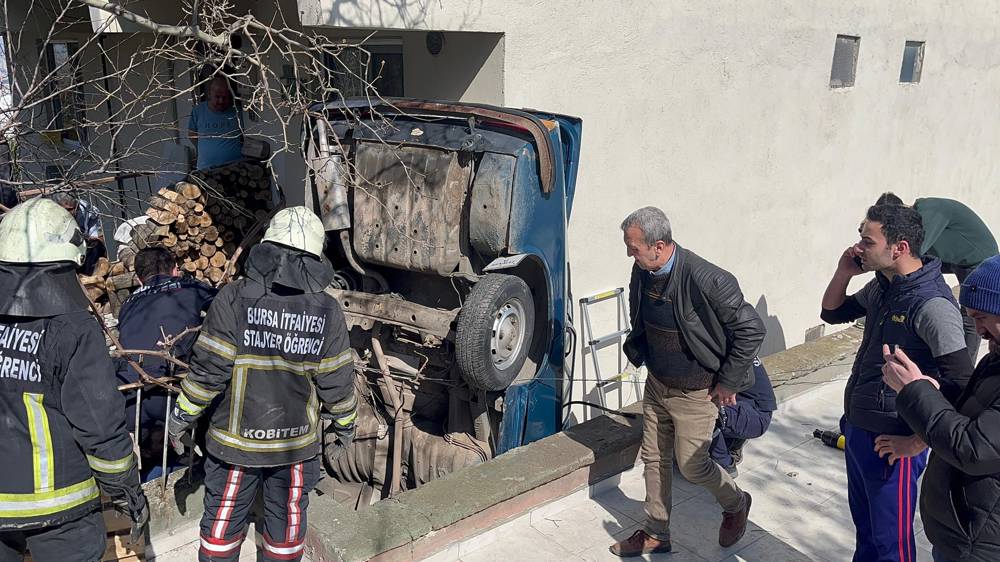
[
  {"xmin": 0, "ymin": 310, "xmax": 137, "ymax": 530},
  {"xmin": 178, "ymin": 277, "xmax": 357, "ymax": 468}
]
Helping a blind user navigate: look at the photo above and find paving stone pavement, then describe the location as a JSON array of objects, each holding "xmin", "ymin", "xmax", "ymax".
[
  {"xmin": 420, "ymin": 374, "xmax": 936, "ymax": 562},
  {"xmin": 151, "ymin": 350, "xmax": 980, "ymax": 561}
]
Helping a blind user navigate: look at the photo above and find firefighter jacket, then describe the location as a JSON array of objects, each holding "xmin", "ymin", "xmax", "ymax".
[
  {"xmin": 0, "ymin": 283, "xmax": 138, "ymax": 530},
  {"xmin": 175, "ymin": 243, "xmax": 357, "ymax": 467}
]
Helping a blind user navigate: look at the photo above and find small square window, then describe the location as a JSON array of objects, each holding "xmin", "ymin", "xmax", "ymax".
[
  {"xmin": 830, "ymin": 35, "xmax": 860, "ymax": 88},
  {"xmin": 900, "ymin": 41, "xmax": 925, "ymax": 83}
]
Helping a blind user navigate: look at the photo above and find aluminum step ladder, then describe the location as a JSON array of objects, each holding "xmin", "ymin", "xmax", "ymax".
[{"xmin": 579, "ymin": 288, "xmax": 642, "ymax": 409}]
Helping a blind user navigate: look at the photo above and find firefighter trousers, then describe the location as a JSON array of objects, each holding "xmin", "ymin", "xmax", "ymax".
[
  {"xmin": 199, "ymin": 454, "xmax": 319, "ymax": 562},
  {"xmin": 0, "ymin": 510, "xmax": 106, "ymax": 562}
]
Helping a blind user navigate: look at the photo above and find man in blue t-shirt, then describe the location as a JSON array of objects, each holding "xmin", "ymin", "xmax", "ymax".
[{"xmin": 188, "ymin": 76, "xmax": 243, "ymax": 170}]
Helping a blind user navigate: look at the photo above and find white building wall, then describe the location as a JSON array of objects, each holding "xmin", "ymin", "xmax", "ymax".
[
  {"xmin": 301, "ymin": 1, "xmax": 1000, "ymax": 419},
  {"xmin": 16, "ymin": 1, "xmax": 998, "ymax": 420}
]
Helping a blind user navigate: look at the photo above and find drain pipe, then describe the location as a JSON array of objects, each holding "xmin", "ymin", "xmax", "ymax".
[{"xmin": 371, "ymin": 326, "xmax": 404, "ymax": 496}]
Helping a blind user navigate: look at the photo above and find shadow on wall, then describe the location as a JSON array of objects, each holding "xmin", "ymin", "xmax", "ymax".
[
  {"xmin": 755, "ymin": 295, "xmax": 786, "ymax": 357},
  {"xmin": 326, "ymin": 0, "xmax": 484, "ymax": 30},
  {"xmin": 402, "ymin": 31, "xmax": 504, "ymax": 102},
  {"xmin": 328, "ymin": 0, "xmax": 433, "ymax": 28}
]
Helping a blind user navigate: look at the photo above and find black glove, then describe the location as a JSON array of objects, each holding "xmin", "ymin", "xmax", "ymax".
[
  {"xmin": 167, "ymin": 405, "xmax": 198, "ymax": 455},
  {"xmin": 326, "ymin": 424, "xmax": 355, "ymax": 463},
  {"xmin": 99, "ymin": 470, "xmax": 149, "ymax": 541},
  {"xmin": 112, "ymin": 488, "xmax": 149, "ymax": 541}
]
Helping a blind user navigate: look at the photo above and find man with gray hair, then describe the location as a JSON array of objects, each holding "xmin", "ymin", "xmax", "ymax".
[{"xmin": 609, "ymin": 206, "xmax": 766, "ymax": 557}]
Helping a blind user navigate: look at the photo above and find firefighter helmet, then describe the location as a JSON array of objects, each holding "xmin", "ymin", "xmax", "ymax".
[
  {"xmin": 0, "ymin": 197, "xmax": 85, "ymax": 266},
  {"xmin": 261, "ymin": 206, "xmax": 325, "ymax": 258}
]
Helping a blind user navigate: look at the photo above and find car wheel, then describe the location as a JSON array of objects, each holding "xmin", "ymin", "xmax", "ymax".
[{"xmin": 455, "ymin": 273, "xmax": 535, "ymax": 391}]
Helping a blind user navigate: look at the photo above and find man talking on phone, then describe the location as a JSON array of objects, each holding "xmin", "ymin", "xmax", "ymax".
[{"xmin": 820, "ymin": 203, "xmax": 972, "ymax": 562}]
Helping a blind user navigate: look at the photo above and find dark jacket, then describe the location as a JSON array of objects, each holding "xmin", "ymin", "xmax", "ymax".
[
  {"xmin": 0, "ymin": 264, "xmax": 139, "ymax": 530},
  {"xmin": 624, "ymin": 244, "xmax": 766, "ymax": 392},
  {"xmin": 915, "ymin": 197, "xmax": 999, "ymax": 268},
  {"xmin": 117, "ymin": 274, "xmax": 217, "ymax": 382},
  {"xmin": 175, "ymin": 243, "xmax": 357, "ymax": 467},
  {"xmin": 822, "ymin": 258, "xmax": 967, "ymax": 435},
  {"xmin": 897, "ymin": 352, "xmax": 1000, "ymax": 561},
  {"xmin": 116, "ymin": 274, "xmax": 216, "ymax": 430}
]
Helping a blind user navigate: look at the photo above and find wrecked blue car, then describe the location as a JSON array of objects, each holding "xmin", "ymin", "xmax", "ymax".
[{"xmin": 305, "ymin": 99, "xmax": 581, "ymax": 499}]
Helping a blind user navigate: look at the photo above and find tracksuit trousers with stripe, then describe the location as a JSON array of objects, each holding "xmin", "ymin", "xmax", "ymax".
[
  {"xmin": 199, "ymin": 454, "xmax": 319, "ymax": 562},
  {"xmin": 843, "ymin": 419, "xmax": 928, "ymax": 562}
]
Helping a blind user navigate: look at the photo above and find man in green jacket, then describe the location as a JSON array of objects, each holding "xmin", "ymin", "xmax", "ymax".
[{"xmin": 877, "ymin": 193, "xmax": 998, "ymax": 362}]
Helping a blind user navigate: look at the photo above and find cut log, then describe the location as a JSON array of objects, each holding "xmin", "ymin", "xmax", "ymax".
[
  {"xmin": 178, "ymin": 182, "xmax": 202, "ymax": 201},
  {"xmin": 86, "ymin": 286, "xmax": 104, "ymax": 302},
  {"xmin": 182, "ymin": 260, "xmax": 198, "ymax": 273},
  {"xmin": 107, "ymin": 273, "xmax": 138, "ymax": 291},
  {"xmin": 201, "ymin": 244, "xmax": 217, "ymax": 258},
  {"xmin": 158, "ymin": 189, "xmax": 180, "ymax": 203},
  {"xmin": 79, "ymin": 274, "xmax": 103, "ymax": 286},
  {"xmin": 146, "ymin": 208, "xmax": 176, "ymax": 225},
  {"xmin": 203, "ymin": 226, "xmax": 219, "ymax": 242},
  {"xmin": 207, "ymin": 267, "xmax": 225, "ymax": 284},
  {"xmin": 161, "ymin": 233, "xmax": 177, "ymax": 247},
  {"xmin": 92, "ymin": 258, "xmax": 111, "ymax": 279},
  {"xmin": 110, "ymin": 262, "xmax": 127, "ymax": 276},
  {"xmin": 210, "ymin": 253, "xmax": 228, "ymax": 268}
]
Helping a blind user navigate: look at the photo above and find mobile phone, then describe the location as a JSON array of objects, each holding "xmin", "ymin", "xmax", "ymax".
[{"xmin": 852, "ymin": 256, "xmax": 863, "ymax": 269}]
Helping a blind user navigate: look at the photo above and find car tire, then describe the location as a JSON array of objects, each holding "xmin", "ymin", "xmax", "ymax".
[{"xmin": 455, "ymin": 273, "xmax": 536, "ymax": 391}]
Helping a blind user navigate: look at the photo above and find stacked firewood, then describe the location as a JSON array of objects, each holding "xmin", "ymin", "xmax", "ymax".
[
  {"xmin": 191, "ymin": 160, "xmax": 274, "ymax": 230},
  {"xmin": 79, "ymin": 162, "xmax": 274, "ymax": 315},
  {"xmin": 139, "ymin": 181, "xmax": 238, "ymax": 284}
]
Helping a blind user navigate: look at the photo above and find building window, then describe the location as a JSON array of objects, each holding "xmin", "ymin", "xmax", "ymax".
[
  {"xmin": 899, "ymin": 41, "xmax": 925, "ymax": 83},
  {"xmin": 830, "ymin": 35, "xmax": 860, "ymax": 88},
  {"xmin": 326, "ymin": 43, "xmax": 404, "ymax": 100},
  {"xmin": 44, "ymin": 41, "xmax": 86, "ymax": 145}
]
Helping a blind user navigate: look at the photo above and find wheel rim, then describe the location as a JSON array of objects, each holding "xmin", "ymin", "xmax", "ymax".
[{"xmin": 491, "ymin": 298, "xmax": 527, "ymax": 370}]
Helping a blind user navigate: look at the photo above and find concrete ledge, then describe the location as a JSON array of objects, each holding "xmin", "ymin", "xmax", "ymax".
[
  {"xmin": 304, "ymin": 324, "xmax": 864, "ymax": 562},
  {"xmin": 145, "ymin": 467, "xmax": 205, "ymax": 537}
]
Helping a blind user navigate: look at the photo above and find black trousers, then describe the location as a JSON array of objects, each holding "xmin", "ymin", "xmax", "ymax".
[
  {"xmin": 0, "ymin": 510, "xmax": 105, "ymax": 562},
  {"xmin": 199, "ymin": 454, "xmax": 319, "ymax": 562}
]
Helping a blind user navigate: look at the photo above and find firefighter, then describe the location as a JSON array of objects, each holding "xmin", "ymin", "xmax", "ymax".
[
  {"xmin": 0, "ymin": 198, "xmax": 148, "ymax": 561},
  {"xmin": 168, "ymin": 206, "xmax": 357, "ymax": 562}
]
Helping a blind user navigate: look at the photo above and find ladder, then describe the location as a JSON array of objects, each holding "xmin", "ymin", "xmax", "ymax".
[{"xmin": 579, "ymin": 288, "xmax": 642, "ymax": 409}]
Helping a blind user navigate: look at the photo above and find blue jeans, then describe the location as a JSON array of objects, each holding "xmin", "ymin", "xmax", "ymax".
[{"xmin": 843, "ymin": 418, "xmax": 928, "ymax": 562}]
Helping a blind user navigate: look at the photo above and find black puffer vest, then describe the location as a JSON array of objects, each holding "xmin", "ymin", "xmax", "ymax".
[{"xmin": 846, "ymin": 257, "xmax": 957, "ymax": 434}]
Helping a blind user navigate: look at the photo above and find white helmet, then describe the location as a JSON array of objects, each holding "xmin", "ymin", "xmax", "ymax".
[
  {"xmin": 0, "ymin": 197, "xmax": 85, "ymax": 266},
  {"xmin": 261, "ymin": 206, "xmax": 325, "ymax": 258}
]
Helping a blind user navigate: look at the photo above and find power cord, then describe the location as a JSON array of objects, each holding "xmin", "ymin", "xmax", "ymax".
[{"xmin": 561, "ymin": 400, "xmax": 640, "ymax": 419}]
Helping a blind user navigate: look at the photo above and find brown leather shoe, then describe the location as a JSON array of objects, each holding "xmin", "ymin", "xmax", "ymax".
[
  {"xmin": 609, "ymin": 529, "xmax": 672, "ymax": 557},
  {"xmin": 719, "ymin": 492, "xmax": 752, "ymax": 547}
]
